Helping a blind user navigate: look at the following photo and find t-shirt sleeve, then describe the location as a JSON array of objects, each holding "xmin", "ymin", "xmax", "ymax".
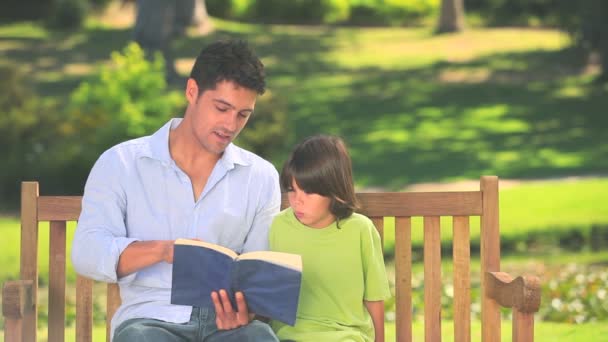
[{"xmin": 361, "ymin": 218, "xmax": 391, "ymax": 301}]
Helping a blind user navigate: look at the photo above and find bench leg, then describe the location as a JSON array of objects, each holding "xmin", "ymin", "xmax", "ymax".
[
  {"xmin": 4, "ymin": 318, "xmax": 23, "ymax": 342},
  {"xmin": 513, "ymin": 309, "xmax": 534, "ymax": 342}
]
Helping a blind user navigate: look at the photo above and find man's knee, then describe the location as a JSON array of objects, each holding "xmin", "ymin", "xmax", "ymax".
[
  {"xmin": 241, "ymin": 320, "xmax": 278, "ymax": 341},
  {"xmin": 213, "ymin": 320, "xmax": 278, "ymax": 342},
  {"xmin": 113, "ymin": 320, "xmax": 150, "ymax": 342}
]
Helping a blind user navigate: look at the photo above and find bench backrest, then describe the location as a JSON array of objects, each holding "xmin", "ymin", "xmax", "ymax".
[{"xmin": 15, "ymin": 176, "xmax": 505, "ymax": 342}]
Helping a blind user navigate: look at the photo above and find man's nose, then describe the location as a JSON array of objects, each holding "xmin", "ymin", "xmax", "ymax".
[{"xmin": 223, "ymin": 112, "xmax": 238, "ymax": 132}]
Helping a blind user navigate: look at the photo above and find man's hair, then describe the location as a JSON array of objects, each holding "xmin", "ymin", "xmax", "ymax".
[
  {"xmin": 280, "ymin": 135, "xmax": 360, "ymax": 222},
  {"xmin": 189, "ymin": 39, "xmax": 266, "ymax": 95}
]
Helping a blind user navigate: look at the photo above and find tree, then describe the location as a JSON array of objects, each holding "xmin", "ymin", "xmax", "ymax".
[
  {"xmin": 437, "ymin": 0, "xmax": 465, "ymax": 34},
  {"xmin": 559, "ymin": 0, "xmax": 608, "ymax": 83},
  {"xmin": 581, "ymin": 0, "xmax": 608, "ymax": 83},
  {"xmin": 133, "ymin": 0, "xmax": 212, "ymax": 82},
  {"xmin": 192, "ymin": 0, "xmax": 214, "ymax": 34}
]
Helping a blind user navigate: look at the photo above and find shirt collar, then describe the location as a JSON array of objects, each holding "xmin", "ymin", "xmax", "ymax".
[{"xmin": 146, "ymin": 118, "xmax": 250, "ymax": 167}]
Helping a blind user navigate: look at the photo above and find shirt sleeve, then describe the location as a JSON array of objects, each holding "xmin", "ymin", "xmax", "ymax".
[
  {"xmin": 361, "ymin": 218, "xmax": 391, "ymax": 301},
  {"xmin": 71, "ymin": 149, "xmax": 140, "ymax": 283},
  {"xmin": 241, "ymin": 165, "xmax": 281, "ymax": 253}
]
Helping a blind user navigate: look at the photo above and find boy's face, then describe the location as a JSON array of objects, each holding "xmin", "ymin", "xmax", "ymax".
[
  {"xmin": 185, "ymin": 79, "xmax": 257, "ymax": 156},
  {"xmin": 287, "ymin": 179, "xmax": 335, "ymax": 229}
]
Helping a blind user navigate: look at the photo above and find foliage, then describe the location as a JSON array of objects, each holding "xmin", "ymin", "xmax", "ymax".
[
  {"xmin": 349, "ymin": 0, "xmax": 439, "ymax": 26},
  {"xmin": 0, "ymin": 64, "xmax": 65, "ymax": 206},
  {"xmin": 383, "ymin": 263, "xmax": 608, "ymax": 324},
  {"xmin": 207, "ymin": 0, "xmax": 438, "ymax": 26},
  {"xmin": 235, "ymin": 90, "xmax": 292, "ymax": 161},
  {"xmin": 64, "ymin": 42, "xmax": 183, "ymax": 173},
  {"xmin": 540, "ymin": 264, "xmax": 608, "ymax": 323}
]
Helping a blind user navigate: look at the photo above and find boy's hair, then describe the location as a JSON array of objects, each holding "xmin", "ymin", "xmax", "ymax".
[
  {"xmin": 189, "ymin": 39, "xmax": 266, "ymax": 95},
  {"xmin": 281, "ymin": 135, "xmax": 360, "ymax": 222}
]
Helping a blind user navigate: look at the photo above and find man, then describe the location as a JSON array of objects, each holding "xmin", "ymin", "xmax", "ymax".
[{"xmin": 71, "ymin": 39, "xmax": 281, "ymax": 342}]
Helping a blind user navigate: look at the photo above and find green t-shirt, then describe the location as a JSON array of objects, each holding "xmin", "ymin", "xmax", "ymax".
[{"xmin": 269, "ymin": 208, "xmax": 391, "ymax": 342}]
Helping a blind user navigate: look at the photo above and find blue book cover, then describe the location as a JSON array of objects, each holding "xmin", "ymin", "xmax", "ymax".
[{"xmin": 171, "ymin": 239, "xmax": 302, "ymax": 326}]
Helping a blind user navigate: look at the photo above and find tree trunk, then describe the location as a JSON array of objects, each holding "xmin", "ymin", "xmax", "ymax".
[
  {"xmin": 192, "ymin": 0, "xmax": 213, "ymax": 34},
  {"xmin": 437, "ymin": 0, "xmax": 465, "ymax": 34}
]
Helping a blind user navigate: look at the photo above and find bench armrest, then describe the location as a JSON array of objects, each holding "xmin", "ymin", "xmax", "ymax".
[
  {"xmin": 3, "ymin": 280, "xmax": 35, "ymax": 319},
  {"xmin": 485, "ymin": 271, "xmax": 541, "ymax": 313}
]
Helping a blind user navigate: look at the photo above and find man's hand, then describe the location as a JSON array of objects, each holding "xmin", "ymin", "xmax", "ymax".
[
  {"xmin": 117, "ymin": 240, "xmax": 175, "ymax": 278},
  {"xmin": 211, "ymin": 290, "xmax": 255, "ymax": 330},
  {"xmin": 161, "ymin": 240, "xmax": 175, "ymax": 264}
]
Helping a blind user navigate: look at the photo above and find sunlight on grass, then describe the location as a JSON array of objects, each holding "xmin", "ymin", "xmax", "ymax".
[
  {"xmin": 329, "ymin": 28, "xmax": 571, "ymax": 69},
  {"xmin": 0, "ymin": 22, "xmax": 48, "ymax": 39}
]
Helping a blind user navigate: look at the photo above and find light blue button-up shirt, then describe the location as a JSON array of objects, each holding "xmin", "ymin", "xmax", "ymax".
[{"xmin": 71, "ymin": 118, "xmax": 281, "ymax": 338}]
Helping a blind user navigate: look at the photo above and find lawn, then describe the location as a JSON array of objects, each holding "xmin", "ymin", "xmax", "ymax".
[{"xmin": 1, "ymin": 18, "xmax": 607, "ymax": 189}]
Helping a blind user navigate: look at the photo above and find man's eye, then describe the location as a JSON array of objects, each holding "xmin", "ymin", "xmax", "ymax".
[
  {"xmin": 216, "ymin": 106, "xmax": 229, "ymax": 112},
  {"xmin": 238, "ymin": 112, "xmax": 251, "ymax": 118}
]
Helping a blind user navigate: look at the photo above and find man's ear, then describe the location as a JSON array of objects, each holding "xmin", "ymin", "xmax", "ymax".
[{"xmin": 186, "ymin": 78, "xmax": 199, "ymax": 103}]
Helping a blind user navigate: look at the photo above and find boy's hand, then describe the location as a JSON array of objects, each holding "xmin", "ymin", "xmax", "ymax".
[{"xmin": 211, "ymin": 290, "xmax": 254, "ymax": 330}]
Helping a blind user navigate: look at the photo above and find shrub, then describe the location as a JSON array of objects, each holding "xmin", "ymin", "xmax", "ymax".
[{"xmin": 63, "ymin": 42, "xmax": 183, "ymax": 176}]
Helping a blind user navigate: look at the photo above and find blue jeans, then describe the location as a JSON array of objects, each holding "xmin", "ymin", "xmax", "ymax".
[{"xmin": 113, "ymin": 307, "xmax": 279, "ymax": 342}]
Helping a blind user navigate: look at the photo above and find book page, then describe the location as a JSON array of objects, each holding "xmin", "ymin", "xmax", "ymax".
[
  {"xmin": 237, "ymin": 251, "xmax": 302, "ymax": 271},
  {"xmin": 174, "ymin": 238, "xmax": 238, "ymax": 259}
]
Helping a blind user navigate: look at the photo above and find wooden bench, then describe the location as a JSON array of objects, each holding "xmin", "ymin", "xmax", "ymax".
[{"xmin": 3, "ymin": 176, "xmax": 541, "ymax": 342}]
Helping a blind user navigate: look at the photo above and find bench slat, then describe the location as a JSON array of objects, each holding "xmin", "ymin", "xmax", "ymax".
[
  {"xmin": 480, "ymin": 176, "xmax": 501, "ymax": 341},
  {"xmin": 371, "ymin": 217, "xmax": 384, "ymax": 246},
  {"xmin": 358, "ymin": 192, "xmax": 482, "ymax": 217},
  {"xmin": 281, "ymin": 191, "xmax": 483, "ymax": 217},
  {"xmin": 423, "ymin": 216, "xmax": 442, "ymax": 342},
  {"xmin": 49, "ymin": 221, "xmax": 67, "ymax": 342},
  {"xmin": 453, "ymin": 216, "xmax": 471, "ymax": 342},
  {"xmin": 38, "ymin": 196, "xmax": 82, "ymax": 221},
  {"xmin": 395, "ymin": 217, "xmax": 412, "ymax": 342},
  {"xmin": 21, "ymin": 182, "xmax": 39, "ymax": 342},
  {"xmin": 107, "ymin": 284, "xmax": 121, "ymax": 342},
  {"xmin": 76, "ymin": 276, "xmax": 93, "ymax": 342}
]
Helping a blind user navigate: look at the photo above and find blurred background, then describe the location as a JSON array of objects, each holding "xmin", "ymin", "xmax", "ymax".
[{"xmin": 1, "ymin": 0, "xmax": 607, "ymax": 340}]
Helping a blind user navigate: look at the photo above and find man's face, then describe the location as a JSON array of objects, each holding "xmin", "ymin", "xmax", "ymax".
[{"xmin": 185, "ymin": 79, "xmax": 257, "ymax": 155}]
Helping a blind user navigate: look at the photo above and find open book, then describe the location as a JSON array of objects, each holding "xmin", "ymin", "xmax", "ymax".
[{"xmin": 170, "ymin": 238, "xmax": 302, "ymax": 326}]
